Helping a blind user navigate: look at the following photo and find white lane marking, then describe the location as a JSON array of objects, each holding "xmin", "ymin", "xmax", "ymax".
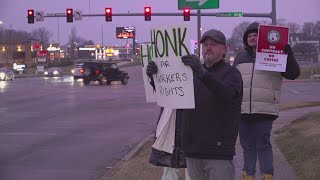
[
  {"xmin": 0, "ymin": 133, "xmax": 57, "ymax": 136},
  {"xmin": 283, "ymin": 85, "xmax": 307, "ymax": 96}
]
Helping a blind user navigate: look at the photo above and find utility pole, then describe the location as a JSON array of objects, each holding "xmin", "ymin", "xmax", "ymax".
[
  {"xmin": 102, "ymin": 24, "xmax": 104, "ymax": 46},
  {"xmin": 58, "ymin": 17, "xmax": 60, "ymax": 44},
  {"xmin": 271, "ymin": 0, "xmax": 277, "ymax": 25},
  {"xmin": 88, "ymin": 0, "xmax": 91, "ymax": 14},
  {"xmin": 197, "ymin": 10, "xmax": 201, "ymax": 56},
  {"xmin": 310, "ymin": 56, "xmax": 314, "ymax": 79}
]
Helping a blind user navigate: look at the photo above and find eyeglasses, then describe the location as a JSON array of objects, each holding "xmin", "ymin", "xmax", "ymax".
[{"xmin": 202, "ymin": 42, "xmax": 219, "ymax": 47}]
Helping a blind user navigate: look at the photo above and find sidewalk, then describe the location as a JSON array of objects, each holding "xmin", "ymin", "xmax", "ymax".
[
  {"xmin": 108, "ymin": 106, "xmax": 320, "ymax": 180},
  {"xmin": 234, "ymin": 106, "xmax": 320, "ymax": 179}
]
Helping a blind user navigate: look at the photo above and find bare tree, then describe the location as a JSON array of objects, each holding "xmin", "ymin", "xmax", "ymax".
[
  {"xmin": 258, "ymin": 19, "xmax": 271, "ymax": 25},
  {"xmin": 31, "ymin": 27, "xmax": 52, "ymax": 43},
  {"xmin": 276, "ymin": 18, "xmax": 287, "ymax": 26},
  {"xmin": 68, "ymin": 27, "xmax": 88, "ymax": 59},
  {"xmin": 68, "ymin": 27, "xmax": 78, "ymax": 59},
  {"xmin": 230, "ymin": 21, "xmax": 251, "ymax": 46},
  {"xmin": 0, "ymin": 29, "xmax": 31, "ymax": 43},
  {"xmin": 315, "ymin": 21, "xmax": 320, "ymax": 40},
  {"xmin": 302, "ymin": 22, "xmax": 316, "ymax": 40},
  {"xmin": 287, "ymin": 22, "xmax": 301, "ymax": 35}
]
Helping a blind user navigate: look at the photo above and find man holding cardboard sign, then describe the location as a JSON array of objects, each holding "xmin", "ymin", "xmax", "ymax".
[
  {"xmin": 233, "ymin": 22, "xmax": 300, "ymax": 180},
  {"xmin": 147, "ymin": 29, "xmax": 243, "ymax": 180}
]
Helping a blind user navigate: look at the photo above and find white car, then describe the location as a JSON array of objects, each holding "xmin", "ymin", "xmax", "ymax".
[
  {"xmin": 0, "ymin": 68, "xmax": 14, "ymax": 81},
  {"xmin": 44, "ymin": 67, "xmax": 63, "ymax": 77},
  {"xmin": 71, "ymin": 63, "xmax": 85, "ymax": 80}
]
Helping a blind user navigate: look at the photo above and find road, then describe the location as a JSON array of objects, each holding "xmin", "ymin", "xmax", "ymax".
[
  {"xmin": 0, "ymin": 66, "xmax": 159, "ymax": 180},
  {"xmin": 1, "ymin": 66, "xmax": 320, "ymax": 180},
  {"xmin": 281, "ymin": 80, "xmax": 320, "ymax": 104}
]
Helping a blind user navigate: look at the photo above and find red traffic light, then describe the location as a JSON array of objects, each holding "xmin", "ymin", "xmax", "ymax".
[
  {"xmin": 27, "ymin": 10, "xmax": 34, "ymax": 24},
  {"xmin": 66, "ymin": 8, "xmax": 73, "ymax": 23},
  {"xmin": 67, "ymin": 9, "xmax": 73, "ymax": 15},
  {"xmin": 145, "ymin": 7, "xmax": 151, "ymax": 13},
  {"xmin": 105, "ymin": 8, "xmax": 112, "ymax": 22},
  {"xmin": 105, "ymin": 8, "xmax": 112, "ymax": 14},
  {"xmin": 144, "ymin": 7, "xmax": 151, "ymax": 21},
  {"xmin": 28, "ymin": 10, "xmax": 34, "ymax": 16},
  {"xmin": 183, "ymin": 8, "xmax": 190, "ymax": 21}
]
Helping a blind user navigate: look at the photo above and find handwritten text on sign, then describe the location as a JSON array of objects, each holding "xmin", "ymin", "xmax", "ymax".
[
  {"xmin": 140, "ymin": 43, "xmax": 157, "ymax": 102},
  {"xmin": 151, "ymin": 25, "xmax": 195, "ymax": 109}
]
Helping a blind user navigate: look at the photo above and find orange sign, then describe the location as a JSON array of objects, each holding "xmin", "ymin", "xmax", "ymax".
[{"xmin": 116, "ymin": 27, "xmax": 135, "ymax": 39}]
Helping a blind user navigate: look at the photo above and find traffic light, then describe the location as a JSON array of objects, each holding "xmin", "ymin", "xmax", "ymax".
[
  {"xmin": 183, "ymin": 8, "xmax": 190, "ymax": 21},
  {"xmin": 105, "ymin": 8, "xmax": 112, "ymax": 22},
  {"xmin": 27, "ymin": 10, "xmax": 34, "ymax": 24},
  {"xmin": 144, "ymin": 7, "xmax": 151, "ymax": 21},
  {"xmin": 66, "ymin": 8, "xmax": 73, "ymax": 23}
]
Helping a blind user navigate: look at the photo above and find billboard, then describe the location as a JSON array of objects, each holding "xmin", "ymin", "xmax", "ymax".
[{"xmin": 116, "ymin": 26, "xmax": 135, "ymax": 39}]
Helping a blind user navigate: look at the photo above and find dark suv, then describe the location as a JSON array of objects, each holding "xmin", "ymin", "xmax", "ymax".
[{"xmin": 81, "ymin": 61, "xmax": 129, "ymax": 85}]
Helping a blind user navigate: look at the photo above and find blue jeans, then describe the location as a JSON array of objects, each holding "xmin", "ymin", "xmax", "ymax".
[{"xmin": 239, "ymin": 119, "xmax": 274, "ymax": 176}]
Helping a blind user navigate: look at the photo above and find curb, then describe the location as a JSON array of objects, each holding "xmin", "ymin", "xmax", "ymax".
[
  {"xmin": 283, "ymin": 79, "xmax": 320, "ymax": 82},
  {"xmin": 99, "ymin": 134, "xmax": 154, "ymax": 180},
  {"xmin": 121, "ymin": 134, "xmax": 153, "ymax": 161}
]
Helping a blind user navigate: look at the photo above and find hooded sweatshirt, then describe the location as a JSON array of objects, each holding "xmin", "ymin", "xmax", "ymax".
[{"xmin": 233, "ymin": 22, "xmax": 300, "ymax": 120}]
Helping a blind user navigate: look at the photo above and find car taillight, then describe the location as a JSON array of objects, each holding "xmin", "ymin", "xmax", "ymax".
[
  {"xmin": 95, "ymin": 70, "xmax": 100, "ymax": 74},
  {"xmin": 80, "ymin": 69, "xmax": 85, "ymax": 74}
]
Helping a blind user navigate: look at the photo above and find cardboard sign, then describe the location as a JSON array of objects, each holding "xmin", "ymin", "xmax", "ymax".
[
  {"xmin": 140, "ymin": 43, "xmax": 157, "ymax": 102},
  {"xmin": 149, "ymin": 25, "xmax": 195, "ymax": 109},
  {"xmin": 255, "ymin": 25, "xmax": 289, "ymax": 72}
]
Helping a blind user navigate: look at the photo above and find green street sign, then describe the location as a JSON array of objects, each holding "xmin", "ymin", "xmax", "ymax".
[
  {"xmin": 178, "ymin": 0, "xmax": 219, "ymax": 10},
  {"xmin": 216, "ymin": 12, "xmax": 243, "ymax": 17}
]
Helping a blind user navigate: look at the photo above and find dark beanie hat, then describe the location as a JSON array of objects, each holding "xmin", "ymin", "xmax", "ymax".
[
  {"xmin": 200, "ymin": 29, "xmax": 226, "ymax": 45},
  {"xmin": 243, "ymin": 22, "xmax": 259, "ymax": 47}
]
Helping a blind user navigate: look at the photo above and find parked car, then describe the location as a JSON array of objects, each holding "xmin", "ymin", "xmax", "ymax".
[
  {"xmin": 80, "ymin": 61, "xmax": 129, "ymax": 85},
  {"xmin": 44, "ymin": 67, "xmax": 63, "ymax": 77},
  {"xmin": 0, "ymin": 67, "xmax": 14, "ymax": 81}
]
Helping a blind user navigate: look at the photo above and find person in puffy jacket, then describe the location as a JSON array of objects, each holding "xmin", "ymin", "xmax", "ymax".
[{"xmin": 233, "ymin": 22, "xmax": 300, "ymax": 180}]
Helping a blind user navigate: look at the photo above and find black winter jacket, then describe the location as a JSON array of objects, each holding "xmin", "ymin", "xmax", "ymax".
[{"xmin": 180, "ymin": 60, "xmax": 243, "ymax": 160}]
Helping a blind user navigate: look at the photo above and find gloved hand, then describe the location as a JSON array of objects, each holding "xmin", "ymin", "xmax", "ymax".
[
  {"xmin": 181, "ymin": 54, "xmax": 207, "ymax": 79},
  {"xmin": 284, "ymin": 44, "xmax": 293, "ymax": 56},
  {"xmin": 146, "ymin": 61, "xmax": 158, "ymax": 78}
]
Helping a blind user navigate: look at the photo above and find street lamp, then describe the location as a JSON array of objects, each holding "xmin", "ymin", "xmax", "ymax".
[
  {"xmin": 88, "ymin": 0, "xmax": 91, "ymax": 13},
  {"xmin": 0, "ymin": 21, "xmax": 4, "ymax": 30}
]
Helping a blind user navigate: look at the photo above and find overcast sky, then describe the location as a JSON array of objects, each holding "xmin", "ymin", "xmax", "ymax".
[{"xmin": 0, "ymin": 0, "xmax": 319, "ymax": 46}]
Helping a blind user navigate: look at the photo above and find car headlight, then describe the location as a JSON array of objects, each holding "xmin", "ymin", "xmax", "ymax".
[
  {"xmin": 44, "ymin": 71, "xmax": 48, "ymax": 75},
  {"xmin": 53, "ymin": 71, "xmax": 59, "ymax": 75},
  {"xmin": 71, "ymin": 69, "xmax": 75, "ymax": 74},
  {"xmin": 0, "ymin": 72, "xmax": 5, "ymax": 78}
]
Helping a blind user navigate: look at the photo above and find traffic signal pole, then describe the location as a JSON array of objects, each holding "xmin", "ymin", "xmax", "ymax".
[
  {"xmin": 271, "ymin": 0, "xmax": 277, "ymax": 25},
  {"xmin": 43, "ymin": 12, "xmax": 271, "ymax": 18},
  {"xmin": 197, "ymin": 10, "xmax": 201, "ymax": 56},
  {"xmin": 40, "ymin": 0, "xmax": 276, "ymax": 57}
]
